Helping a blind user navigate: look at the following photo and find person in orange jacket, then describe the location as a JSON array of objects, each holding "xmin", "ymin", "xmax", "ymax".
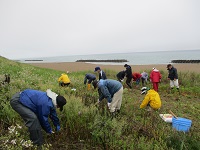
[
  {"xmin": 140, "ymin": 87, "xmax": 161, "ymax": 110},
  {"xmin": 58, "ymin": 73, "xmax": 71, "ymax": 87},
  {"xmin": 150, "ymin": 68, "xmax": 162, "ymax": 91}
]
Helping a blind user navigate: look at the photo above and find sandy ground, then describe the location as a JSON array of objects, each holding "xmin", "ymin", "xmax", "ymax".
[{"xmin": 28, "ymin": 62, "xmax": 200, "ymax": 73}]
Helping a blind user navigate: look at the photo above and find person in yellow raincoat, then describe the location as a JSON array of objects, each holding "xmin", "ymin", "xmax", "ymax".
[
  {"xmin": 58, "ymin": 73, "xmax": 70, "ymax": 87},
  {"xmin": 140, "ymin": 87, "xmax": 161, "ymax": 110}
]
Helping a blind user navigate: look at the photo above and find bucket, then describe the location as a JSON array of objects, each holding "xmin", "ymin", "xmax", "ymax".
[{"xmin": 172, "ymin": 117, "xmax": 192, "ymax": 132}]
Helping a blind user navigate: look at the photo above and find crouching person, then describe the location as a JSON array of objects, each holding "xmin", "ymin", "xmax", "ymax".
[
  {"xmin": 140, "ymin": 87, "xmax": 161, "ymax": 111},
  {"xmin": 10, "ymin": 89, "xmax": 67, "ymax": 146},
  {"xmin": 93, "ymin": 79, "xmax": 123, "ymax": 116}
]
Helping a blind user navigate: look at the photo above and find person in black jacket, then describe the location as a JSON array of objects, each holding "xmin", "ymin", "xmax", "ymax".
[
  {"xmin": 116, "ymin": 70, "xmax": 125, "ymax": 82},
  {"xmin": 84, "ymin": 73, "xmax": 96, "ymax": 90},
  {"xmin": 124, "ymin": 64, "xmax": 132, "ymax": 89},
  {"xmin": 94, "ymin": 67, "xmax": 107, "ymax": 80},
  {"xmin": 167, "ymin": 64, "xmax": 179, "ymax": 91}
]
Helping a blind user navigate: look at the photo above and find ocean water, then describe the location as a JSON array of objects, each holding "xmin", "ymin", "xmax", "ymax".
[{"xmin": 20, "ymin": 50, "xmax": 200, "ymax": 65}]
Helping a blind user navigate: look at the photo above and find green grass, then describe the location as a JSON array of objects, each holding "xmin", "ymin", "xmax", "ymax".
[{"xmin": 0, "ymin": 56, "xmax": 200, "ymax": 150}]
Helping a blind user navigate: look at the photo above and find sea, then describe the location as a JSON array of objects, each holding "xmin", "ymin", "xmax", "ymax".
[{"xmin": 20, "ymin": 50, "xmax": 200, "ymax": 65}]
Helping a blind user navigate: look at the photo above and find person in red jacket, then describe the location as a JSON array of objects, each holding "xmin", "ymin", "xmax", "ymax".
[
  {"xmin": 150, "ymin": 68, "xmax": 162, "ymax": 91},
  {"xmin": 132, "ymin": 72, "xmax": 142, "ymax": 86}
]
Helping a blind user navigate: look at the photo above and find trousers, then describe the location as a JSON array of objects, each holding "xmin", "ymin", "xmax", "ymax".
[{"xmin": 10, "ymin": 92, "xmax": 43, "ymax": 145}]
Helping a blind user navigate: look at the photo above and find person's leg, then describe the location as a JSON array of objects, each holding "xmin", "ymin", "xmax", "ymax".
[
  {"xmin": 174, "ymin": 79, "xmax": 179, "ymax": 89},
  {"xmin": 156, "ymin": 82, "xmax": 159, "ymax": 91},
  {"xmin": 170, "ymin": 80, "xmax": 174, "ymax": 89},
  {"xmin": 152, "ymin": 82, "xmax": 157, "ymax": 91},
  {"xmin": 10, "ymin": 93, "xmax": 43, "ymax": 145},
  {"xmin": 109, "ymin": 87, "xmax": 123, "ymax": 113},
  {"xmin": 126, "ymin": 77, "xmax": 132, "ymax": 89},
  {"xmin": 141, "ymin": 78, "xmax": 145, "ymax": 86}
]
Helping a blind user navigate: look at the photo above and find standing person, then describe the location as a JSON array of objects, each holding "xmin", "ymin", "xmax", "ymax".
[
  {"xmin": 84, "ymin": 73, "xmax": 96, "ymax": 90},
  {"xmin": 116, "ymin": 70, "xmax": 125, "ymax": 82},
  {"xmin": 124, "ymin": 64, "xmax": 132, "ymax": 89},
  {"xmin": 167, "ymin": 64, "xmax": 179, "ymax": 91},
  {"xmin": 93, "ymin": 79, "xmax": 123, "ymax": 115},
  {"xmin": 150, "ymin": 68, "xmax": 162, "ymax": 92},
  {"xmin": 94, "ymin": 67, "xmax": 107, "ymax": 80},
  {"xmin": 58, "ymin": 73, "xmax": 70, "ymax": 87},
  {"xmin": 141, "ymin": 71, "xmax": 148, "ymax": 86},
  {"xmin": 10, "ymin": 89, "xmax": 67, "ymax": 146},
  {"xmin": 140, "ymin": 87, "xmax": 161, "ymax": 110},
  {"xmin": 132, "ymin": 72, "xmax": 142, "ymax": 86}
]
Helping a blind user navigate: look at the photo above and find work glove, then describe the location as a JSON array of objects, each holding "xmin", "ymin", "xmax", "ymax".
[
  {"xmin": 107, "ymin": 103, "xmax": 111, "ymax": 108},
  {"xmin": 87, "ymin": 84, "xmax": 91, "ymax": 90},
  {"xmin": 56, "ymin": 125, "xmax": 60, "ymax": 132}
]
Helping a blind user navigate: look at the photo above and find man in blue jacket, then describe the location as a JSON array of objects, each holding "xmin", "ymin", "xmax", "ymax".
[
  {"xmin": 10, "ymin": 89, "xmax": 67, "ymax": 146},
  {"xmin": 93, "ymin": 79, "xmax": 123, "ymax": 114}
]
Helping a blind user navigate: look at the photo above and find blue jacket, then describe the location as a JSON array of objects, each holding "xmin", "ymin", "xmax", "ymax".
[
  {"xmin": 98, "ymin": 79, "xmax": 122, "ymax": 103},
  {"xmin": 20, "ymin": 89, "xmax": 60, "ymax": 133}
]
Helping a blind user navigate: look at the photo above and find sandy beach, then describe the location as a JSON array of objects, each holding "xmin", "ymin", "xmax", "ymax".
[{"xmin": 28, "ymin": 62, "xmax": 200, "ymax": 73}]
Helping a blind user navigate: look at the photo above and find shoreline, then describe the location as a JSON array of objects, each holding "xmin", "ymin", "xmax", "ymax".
[{"xmin": 28, "ymin": 62, "xmax": 200, "ymax": 73}]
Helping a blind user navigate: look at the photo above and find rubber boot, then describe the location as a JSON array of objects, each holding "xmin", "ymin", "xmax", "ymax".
[
  {"xmin": 87, "ymin": 84, "xmax": 91, "ymax": 90},
  {"xmin": 29, "ymin": 130, "xmax": 43, "ymax": 146}
]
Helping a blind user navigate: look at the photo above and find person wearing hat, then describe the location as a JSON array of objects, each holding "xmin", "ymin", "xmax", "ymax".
[
  {"xmin": 166, "ymin": 64, "xmax": 179, "ymax": 91},
  {"xmin": 140, "ymin": 87, "xmax": 161, "ymax": 110},
  {"xmin": 10, "ymin": 89, "xmax": 67, "ymax": 146},
  {"xmin": 150, "ymin": 68, "xmax": 162, "ymax": 91},
  {"xmin": 124, "ymin": 64, "xmax": 133, "ymax": 89},
  {"xmin": 93, "ymin": 79, "xmax": 123, "ymax": 114},
  {"xmin": 58, "ymin": 73, "xmax": 71, "ymax": 87},
  {"xmin": 94, "ymin": 66, "xmax": 107, "ymax": 80},
  {"xmin": 84, "ymin": 73, "xmax": 97, "ymax": 90}
]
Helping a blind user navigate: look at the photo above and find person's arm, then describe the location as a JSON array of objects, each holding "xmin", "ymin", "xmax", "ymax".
[
  {"xmin": 140, "ymin": 94, "xmax": 150, "ymax": 109},
  {"xmin": 84, "ymin": 76, "xmax": 87, "ymax": 84},
  {"xmin": 99, "ymin": 86, "xmax": 112, "ymax": 103},
  {"xmin": 58, "ymin": 76, "xmax": 62, "ymax": 82},
  {"xmin": 37, "ymin": 105, "xmax": 52, "ymax": 133},
  {"xmin": 174, "ymin": 68, "xmax": 178, "ymax": 80},
  {"xmin": 49, "ymin": 107, "xmax": 60, "ymax": 131}
]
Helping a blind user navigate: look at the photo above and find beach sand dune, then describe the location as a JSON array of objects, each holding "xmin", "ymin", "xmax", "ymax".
[{"xmin": 29, "ymin": 62, "xmax": 200, "ymax": 73}]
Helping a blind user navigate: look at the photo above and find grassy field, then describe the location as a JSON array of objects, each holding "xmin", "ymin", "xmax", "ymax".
[{"xmin": 0, "ymin": 56, "xmax": 200, "ymax": 150}]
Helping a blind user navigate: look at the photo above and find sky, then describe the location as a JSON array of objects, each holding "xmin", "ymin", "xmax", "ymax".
[{"xmin": 0, "ymin": 0, "xmax": 200, "ymax": 59}]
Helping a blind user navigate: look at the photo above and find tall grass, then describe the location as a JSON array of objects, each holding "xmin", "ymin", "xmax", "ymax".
[{"xmin": 0, "ymin": 56, "xmax": 200, "ymax": 149}]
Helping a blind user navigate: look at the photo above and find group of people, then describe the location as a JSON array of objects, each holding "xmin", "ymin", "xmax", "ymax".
[{"xmin": 9, "ymin": 63, "xmax": 179, "ymax": 146}]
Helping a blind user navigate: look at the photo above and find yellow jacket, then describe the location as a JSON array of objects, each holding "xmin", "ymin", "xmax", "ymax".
[
  {"xmin": 140, "ymin": 89, "xmax": 161, "ymax": 110},
  {"xmin": 58, "ymin": 73, "xmax": 70, "ymax": 83}
]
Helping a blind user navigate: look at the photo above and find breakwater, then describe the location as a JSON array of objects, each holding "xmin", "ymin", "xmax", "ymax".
[
  {"xmin": 171, "ymin": 60, "xmax": 200, "ymax": 63},
  {"xmin": 76, "ymin": 59, "xmax": 128, "ymax": 63}
]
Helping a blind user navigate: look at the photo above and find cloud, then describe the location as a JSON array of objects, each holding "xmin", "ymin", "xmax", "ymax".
[{"xmin": 0, "ymin": 0, "xmax": 200, "ymax": 59}]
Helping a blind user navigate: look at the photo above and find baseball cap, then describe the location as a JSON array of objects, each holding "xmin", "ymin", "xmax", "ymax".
[{"xmin": 94, "ymin": 67, "xmax": 100, "ymax": 72}]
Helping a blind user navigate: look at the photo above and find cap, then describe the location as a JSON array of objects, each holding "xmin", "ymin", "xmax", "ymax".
[
  {"xmin": 167, "ymin": 64, "xmax": 172, "ymax": 68},
  {"xmin": 124, "ymin": 64, "xmax": 128, "ymax": 67},
  {"xmin": 141, "ymin": 87, "xmax": 150, "ymax": 95},
  {"xmin": 56, "ymin": 95, "xmax": 67, "ymax": 111},
  {"xmin": 94, "ymin": 67, "xmax": 100, "ymax": 72}
]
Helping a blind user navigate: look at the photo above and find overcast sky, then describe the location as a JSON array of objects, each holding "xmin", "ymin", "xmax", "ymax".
[{"xmin": 0, "ymin": 0, "xmax": 200, "ymax": 59}]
